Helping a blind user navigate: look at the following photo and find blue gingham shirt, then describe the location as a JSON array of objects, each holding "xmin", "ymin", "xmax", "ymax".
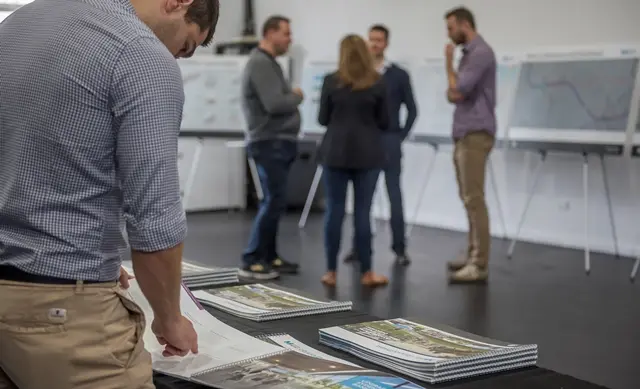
[{"xmin": 0, "ymin": 0, "xmax": 187, "ymax": 281}]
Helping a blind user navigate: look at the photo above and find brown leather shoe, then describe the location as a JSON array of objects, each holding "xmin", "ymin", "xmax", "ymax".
[
  {"xmin": 447, "ymin": 253, "xmax": 469, "ymax": 271},
  {"xmin": 321, "ymin": 271, "xmax": 337, "ymax": 286},
  {"xmin": 361, "ymin": 271, "xmax": 388, "ymax": 287}
]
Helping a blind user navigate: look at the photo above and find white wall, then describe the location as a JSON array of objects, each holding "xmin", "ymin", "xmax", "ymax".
[{"xmin": 252, "ymin": 0, "xmax": 640, "ymax": 257}]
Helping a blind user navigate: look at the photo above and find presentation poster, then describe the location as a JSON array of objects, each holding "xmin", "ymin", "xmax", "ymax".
[
  {"xmin": 180, "ymin": 56, "xmax": 247, "ymax": 132},
  {"xmin": 300, "ymin": 60, "xmax": 337, "ymax": 134},
  {"xmin": 506, "ymin": 46, "xmax": 640, "ymax": 152}
]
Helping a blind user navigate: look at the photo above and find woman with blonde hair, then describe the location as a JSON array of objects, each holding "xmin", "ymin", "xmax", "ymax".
[{"xmin": 317, "ymin": 34, "xmax": 389, "ymax": 287}]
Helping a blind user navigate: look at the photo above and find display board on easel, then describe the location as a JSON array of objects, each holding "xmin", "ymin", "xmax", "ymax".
[
  {"xmin": 505, "ymin": 45, "xmax": 640, "ymax": 155},
  {"xmin": 179, "ymin": 54, "xmax": 290, "ymax": 133}
]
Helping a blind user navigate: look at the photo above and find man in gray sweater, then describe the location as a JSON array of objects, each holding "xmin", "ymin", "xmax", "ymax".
[{"xmin": 240, "ymin": 15, "xmax": 303, "ymax": 280}]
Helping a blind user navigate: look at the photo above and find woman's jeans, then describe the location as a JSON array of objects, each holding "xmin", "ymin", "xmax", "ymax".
[{"xmin": 323, "ymin": 166, "xmax": 380, "ymax": 274}]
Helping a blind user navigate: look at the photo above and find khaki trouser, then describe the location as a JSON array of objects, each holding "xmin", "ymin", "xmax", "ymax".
[
  {"xmin": 453, "ymin": 131, "xmax": 495, "ymax": 268},
  {"xmin": 0, "ymin": 280, "xmax": 154, "ymax": 389}
]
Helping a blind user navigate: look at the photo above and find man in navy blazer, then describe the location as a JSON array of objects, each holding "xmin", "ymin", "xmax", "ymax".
[{"xmin": 344, "ymin": 24, "xmax": 418, "ymax": 266}]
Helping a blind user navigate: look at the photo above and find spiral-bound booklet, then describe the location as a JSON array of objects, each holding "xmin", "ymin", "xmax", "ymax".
[
  {"xmin": 319, "ymin": 318, "xmax": 538, "ymax": 384},
  {"xmin": 192, "ymin": 283, "xmax": 352, "ymax": 321},
  {"xmin": 121, "ymin": 259, "xmax": 239, "ymax": 288},
  {"xmin": 124, "ymin": 281, "xmax": 282, "ymax": 381},
  {"xmin": 190, "ymin": 342, "xmax": 426, "ymax": 389}
]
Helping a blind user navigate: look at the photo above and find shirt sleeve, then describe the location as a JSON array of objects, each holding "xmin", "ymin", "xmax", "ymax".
[
  {"xmin": 400, "ymin": 70, "xmax": 418, "ymax": 139},
  {"xmin": 317, "ymin": 74, "xmax": 332, "ymax": 126},
  {"xmin": 250, "ymin": 58, "xmax": 302, "ymax": 114},
  {"xmin": 456, "ymin": 49, "xmax": 495, "ymax": 96},
  {"xmin": 110, "ymin": 37, "xmax": 187, "ymax": 252},
  {"xmin": 375, "ymin": 81, "xmax": 390, "ymax": 131}
]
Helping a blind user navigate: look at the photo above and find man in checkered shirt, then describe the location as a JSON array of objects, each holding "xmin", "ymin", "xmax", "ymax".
[{"xmin": 0, "ymin": 0, "xmax": 219, "ymax": 387}]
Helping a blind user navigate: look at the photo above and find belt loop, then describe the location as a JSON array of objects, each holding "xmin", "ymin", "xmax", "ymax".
[{"xmin": 75, "ymin": 280, "xmax": 84, "ymax": 292}]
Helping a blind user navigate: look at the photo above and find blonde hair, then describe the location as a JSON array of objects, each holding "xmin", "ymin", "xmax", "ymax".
[{"xmin": 337, "ymin": 34, "xmax": 380, "ymax": 91}]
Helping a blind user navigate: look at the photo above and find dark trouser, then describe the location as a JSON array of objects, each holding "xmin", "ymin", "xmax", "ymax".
[
  {"xmin": 323, "ymin": 167, "xmax": 380, "ymax": 274},
  {"xmin": 351, "ymin": 134, "xmax": 406, "ymax": 256},
  {"xmin": 383, "ymin": 156, "xmax": 406, "ymax": 255},
  {"xmin": 243, "ymin": 139, "xmax": 297, "ymax": 266}
]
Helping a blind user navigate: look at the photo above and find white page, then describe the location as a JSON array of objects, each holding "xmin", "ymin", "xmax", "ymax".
[
  {"xmin": 124, "ymin": 281, "xmax": 282, "ymax": 378},
  {"xmin": 265, "ymin": 334, "xmax": 359, "ymax": 366}
]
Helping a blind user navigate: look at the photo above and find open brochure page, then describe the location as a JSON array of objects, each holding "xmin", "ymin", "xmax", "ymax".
[
  {"xmin": 193, "ymin": 284, "xmax": 329, "ymax": 314},
  {"xmin": 323, "ymin": 319, "xmax": 514, "ymax": 363},
  {"xmin": 193, "ymin": 350, "xmax": 425, "ymax": 389},
  {"xmin": 263, "ymin": 334, "xmax": 359, "ymax": 367},
  {"xmin": 125, "ymin": 281, "xmax": 282, "ymax": 378}
]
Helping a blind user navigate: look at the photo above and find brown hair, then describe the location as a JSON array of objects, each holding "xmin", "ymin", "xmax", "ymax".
[
  {"xmin": 369, "ymin": 24, "xmax": 390, "ymax": 41},
  {"xmin": 186, "ymin": 0, "xmax": 220, "ymax": 47},
  {"xmin": 336, "ymin": 34, "xmax": 379, "ymax": 91},
  {"xmin": 262, "ymin": 15, "xmax": 290, "ymax": 37},
  {"xmin": 444, "ymin": 7, "xmax": 476, "ymax": 30}
]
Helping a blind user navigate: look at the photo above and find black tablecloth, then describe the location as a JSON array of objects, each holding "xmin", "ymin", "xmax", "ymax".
[{"xmin": 153, "ymin": 308, "xmax": 607, "ymax": 389}]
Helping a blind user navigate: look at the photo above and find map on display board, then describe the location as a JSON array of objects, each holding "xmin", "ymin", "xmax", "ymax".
[
  {"xmin": 411, "ymin": 55, "xmax": 520, "ymax": 141},
  {"xmin": 180, "ymin": 55, "xmax": 290, "ymax": 133},
  {"xmin": 300, "ymin": 60, "xmax": 337, "ymax": 133},
  {"xmin": 506, "ymin": 46, "xmax": 640, "ymax": 154}
]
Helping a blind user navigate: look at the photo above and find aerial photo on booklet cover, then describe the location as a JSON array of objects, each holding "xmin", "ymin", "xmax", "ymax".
[
  {"xmin": 340, "ymin": 319, "xmax": 514, "ymax": 359},
  {"xmin": 193, "ymin": 350, "xmax": 424, "ymax": 389},
  {"xmin": 203, "ymin": 284, "xmax": 328, "ymax": 311}
]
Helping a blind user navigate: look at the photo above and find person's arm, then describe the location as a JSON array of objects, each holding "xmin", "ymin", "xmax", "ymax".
[
  {"xmin": 251, "ymin": 59, "xmax": 302, "ymax": 114},
  {"xmin": 446, "ymin": 49, "xmax": 493, "ymax": 102},
  {"xmin": 375, "ymin": 81, "xmax": 390, "ymax": 131},
  {"xmin": 110, "ymin": 38, "xmax": 187, "ymax": 324},
  {"xmin": 317, "ymin": 74, "xmax": 332, "ymax": 126},
  {"xmin": 400, "ymin": 71, "xmax": 418, "ymax": 140}
]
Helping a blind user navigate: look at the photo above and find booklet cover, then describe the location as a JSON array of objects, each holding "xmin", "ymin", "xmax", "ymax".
[
  {"xmin": 192, "ymin": 350, "xmax": 425, "ymax": 389},
  {"xmin": 193, "ymin": 284, "xmax": 351, "ymax": 318},
  {"xmin": 321, "ymin": 318, "xmax": 531, "ymax": 363}
]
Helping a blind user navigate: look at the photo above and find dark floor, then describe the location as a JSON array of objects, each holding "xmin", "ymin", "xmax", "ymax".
[{"xmin": 183, "ymin": 211, "xmax": 639, "ymax": 389}]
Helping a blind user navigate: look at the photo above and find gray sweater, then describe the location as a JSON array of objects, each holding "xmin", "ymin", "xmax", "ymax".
[{"xmin": 241, "ymin": 48, "xmax": 301, "ymax": 142}]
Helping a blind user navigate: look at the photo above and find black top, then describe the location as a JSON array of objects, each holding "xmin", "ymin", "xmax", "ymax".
[{"xmin": 317, "ymin": 72, "xmax": 389, "ymax": 170}]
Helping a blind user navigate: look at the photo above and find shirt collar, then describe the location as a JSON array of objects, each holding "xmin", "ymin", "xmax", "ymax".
[
  {"xmin": 118, "ymin": 0, "xmax": 136, "ymax": 15},
  {"xmin": 377, "ymin": 59, "xmax": 391, "ymax": 74},
  {"xmin": 462, "ymin": 35, "xmax": 482, "ymax": 54}
]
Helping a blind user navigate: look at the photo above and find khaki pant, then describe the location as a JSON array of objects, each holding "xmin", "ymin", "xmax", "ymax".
[
  {"xmin": 0, "ymin": 280, "xmax": 154, "ymax": 389},
  {"xmin": 453, "ymin": 131, "xmax": 495, "ymax": 268}
]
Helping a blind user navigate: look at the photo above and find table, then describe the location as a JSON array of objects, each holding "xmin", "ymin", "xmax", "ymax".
[{"xmin": 153, "ymin": 308, "xmax": 608, "ymax": 389}]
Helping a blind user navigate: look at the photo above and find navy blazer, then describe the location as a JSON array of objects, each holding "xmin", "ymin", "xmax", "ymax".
[{"xmin": 317, "ymin": 72, "xmax": 389, "ymax": 170}]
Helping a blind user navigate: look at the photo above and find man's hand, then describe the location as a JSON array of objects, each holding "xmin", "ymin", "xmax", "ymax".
[
  {"xmin": 292, "ymin": 87, "xmax": 304, "ymax": 99},
  {"xmin": 445, "ymin": 43, "xmax": 456, "ymax": 62},
  {"xmin": 447, "ymin": 88, "xmax": 463, "ymax": 103},
  {"xmin": 119, "ymin": 267, "xmax": 135, "ymax": 289},
  {"xmin": 152, "ymin": 316, "xmax": 199, "ymax": 357}
]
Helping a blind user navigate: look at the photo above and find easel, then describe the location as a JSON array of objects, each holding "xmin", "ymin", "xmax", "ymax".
[
  {"xmin": 181, "ymin": 136, "xmax": 204, "ymax": 211},
  {"xmin": 630, "ymin": 146, "xmax": 640, "ymax": 281},
  {"xmin": 406, "ymin": 136, "xmax": 508, "ymax": 239},
  {"xmin": 507, "ymin": 144, "xmax": 622, "ymax": 274}
]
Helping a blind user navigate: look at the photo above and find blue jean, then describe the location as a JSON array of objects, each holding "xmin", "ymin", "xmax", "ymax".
[
  {"xmin": 351, "ymin": 135, "xmax": 406, "ymax": 256},
  {"xmin": 243, "ymin": 139, "xmax": 297, "ymax": 266},
  {"xmin": 323, "ymin": 167, "xmax": 380, "ymax": 274}
]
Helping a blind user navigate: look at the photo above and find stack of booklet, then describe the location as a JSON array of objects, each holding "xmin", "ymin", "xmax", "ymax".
[
  {"xmin": 192, "ymin": 283, "xmax": 352, "ymax": 321},
  {"xmin": 121, "ymin": 258, "xmax": 238, "ymax": 288},
  {"xmin": 191, "ymin": 333, "xmax": 426, "ymax": 389},
  {"xmin": 319, "ymin": 318, "xmax": 538, "ymax": 383}
]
